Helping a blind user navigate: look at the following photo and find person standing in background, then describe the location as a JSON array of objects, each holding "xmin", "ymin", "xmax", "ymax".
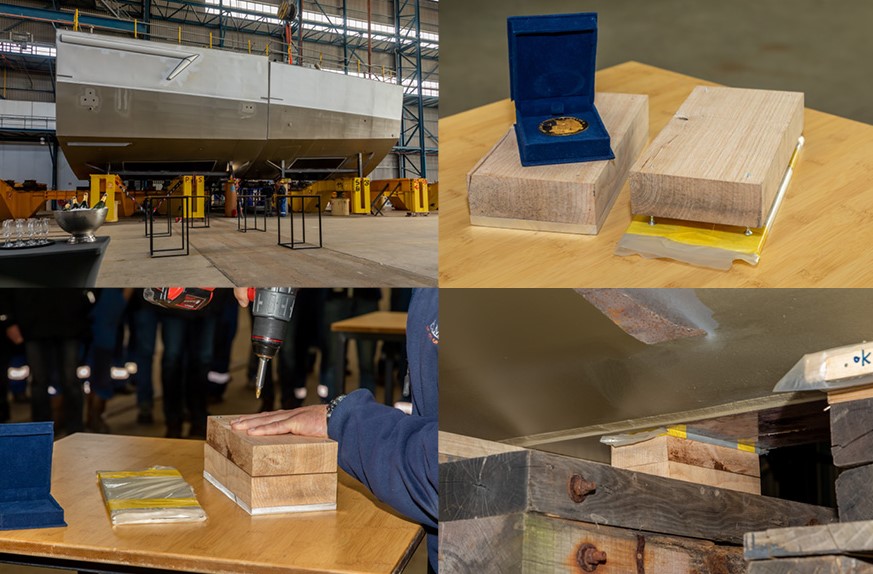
[{"xmin": 0, "ymin": 290, "xmax": 93, "ymax": 436}]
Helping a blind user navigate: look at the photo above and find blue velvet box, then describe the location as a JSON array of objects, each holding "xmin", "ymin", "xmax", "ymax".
[
  {"xmin": 0, "ymin": 422, "xmax": 66, "ymax": 530},
  {"xmin": 508, "ymin": 13, "xmax": 615, "ymax": 166}
]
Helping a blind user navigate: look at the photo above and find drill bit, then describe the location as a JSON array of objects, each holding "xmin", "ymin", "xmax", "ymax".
[{"xmin": 254, "ymin": 356, "xmax": 269, "ymax": 399}]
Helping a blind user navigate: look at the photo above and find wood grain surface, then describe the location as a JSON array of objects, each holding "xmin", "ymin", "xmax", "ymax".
[
  {"xmin": 619, "ymin": 460, "xmax": 760, "ymax": 495},
  {"xmin": 830, "ymin": 397, "xmax": 873, "ymax": 468},
  {"xmin": 439, "ymin": 61, "xmax": 873, "ymax": 287},
  {"xmin": 203, "ymin": 444, "xmax": 336, "ymax": 512},
  {"xmin": 829, "ymin": 385, "xmax": 873, "ymax": 406},
  {"xmin": 0, "ymin": 434, "xmax": 422, "ymax": 574},
  {"xmin": 836, "ymin": 464, "xmax": 873, "ymax": 522},
  {"xmin": 437, "ymin": 431, "xmax": 525, "ymax": 464},
  {"xmin": 440, "ymin": 450, "xmax": 836, "ymax": 544},
  {"xmin": 745, "ymin": 521, "xmax": 873, "ymax": 560},
  {"xmin": 467, "ymin": 93, "xmax": 648, "ymax": 234},
  {"xmin": 629, "ymin": 86, "xmax": 803, "ymax": 228},
  {"xmin": 440, "ymin": 512, "xmax": 745, "ymax": 574},
  {"xmin": 747, "ymin": 556, "xmax": 873, "ymax": 574},
  {"xmin": 206, "ymin": 415, "xmax": 337, "ymax": 476},
  {"xmin": 330, "ymin": 311, "xmax": 407, "ymax": 335}
]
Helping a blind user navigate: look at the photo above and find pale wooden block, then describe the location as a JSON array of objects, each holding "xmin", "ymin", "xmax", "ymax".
[
  {"xmin": 611, "ymin": 434, "xmax": 760, "ymax": 477},
  {"xmin": 630, "ymin": 86, "xmax": 803, "ymax": 228},
  {"xmin": 828, "ymin": 384, "xmax": 873, "ymax": 405},
  {"xmin": 206, "ymin": 415, "xmax": 337, "ymax": 477},
  {"xmin": 203, "ymin": 444, "xmax": 336, "ymax": 514},
  {"xmin": 467, "ymin": 92, "xmax": 649, "ymax": 235},
  {"xmin": 626, "ymin": 460, "xmax": 761, "ymax": 495},
  {"xmin": 438, "ymin": 431, "xmax": 525, "ymax": 464}
]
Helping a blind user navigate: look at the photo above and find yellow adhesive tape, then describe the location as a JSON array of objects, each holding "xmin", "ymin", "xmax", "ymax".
[
  {"xmin": 107, "ymin": 497, "xmax": 201, "ymax": 511},
  {"xmin": 98, "ymin": 469, "xmax": 182, "ymax": 479},
  {"xmin": 624, "ymin": 215, "xmax": 767, "ymax": 256}
]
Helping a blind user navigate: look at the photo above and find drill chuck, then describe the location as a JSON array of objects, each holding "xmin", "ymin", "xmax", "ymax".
[{"xmin": 250, "ymin": 287, "xmax": 298, "ymax": 399}]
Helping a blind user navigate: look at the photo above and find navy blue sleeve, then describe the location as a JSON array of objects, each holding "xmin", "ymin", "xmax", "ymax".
[{"xmin": 327, "ymin": 388, "xmax": 437, "ymax": 530}]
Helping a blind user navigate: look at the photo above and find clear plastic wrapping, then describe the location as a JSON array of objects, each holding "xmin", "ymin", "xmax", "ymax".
[
  {"xmin": 773, "ymin": 342, "xmax": 873, "ymax": 393},
  {"xmin": 97, "ymin": 466, "xmax": 206, "ymax": 525},
  {"xmin": 600, "ymin": 425, "xmax": 763, "ymax": 454}
]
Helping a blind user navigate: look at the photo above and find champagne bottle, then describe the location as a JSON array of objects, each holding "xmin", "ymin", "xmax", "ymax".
[
  {"xmin": 70, "ymin": 197, "xmax": 79, "ymax": 210},
  {"xmin": 80, "ymin": 192, "xmax": 89, "ymax": 209},
  {"xmin": 93, "ymin": 193, "xmax": 108, "ymax": 210},
  {"xmin": 63, "ymin": 200, "xmax": 72, "ymax": 211}
]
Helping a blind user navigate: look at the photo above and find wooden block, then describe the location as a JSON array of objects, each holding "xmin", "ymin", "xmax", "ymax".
[
  {"xmin": 745, "ymin": 521, "xmax": 873, "ymax": 560},
  {"xmin": 622, "ymin": 461, "xmax": 760, "ymax": 495},
  {"xmin": 440, "ymin": 512, "xmax": 745, "ymax": 574},
  {"xmin": 206, "ymin": 415, "xmax": 336, "ymax": 476},
  {"xmin": 611, "ymin": 434, "xmax": 760, "ymax": 477},
  {"xmin": 438, "ymin": 431, "xmax": 524, "ymax": 464},
  {"xmin": 836, "ymin": 464, "xmax": 873, "ymax": 521},
  {"xmin": 829, "ymin": 384, "xmax": 873, "ymax": 405},
  {"xmin": 830, "ymin": 397, "xmax": 873, "ymax": 468},
  {"xmin": 467, "ymin": 93, "xmax": 648, "ymax": 235},
  {"xmin": 748, "ymin": 556, "xmax": 873, "ymax": 574},
  {"xmin": 630, "ymin": 86, "xmax": 803, "ymax": 228},
  {"xmin": 203, "ymin": 444, "xmax": 336, "ymax": 514},
  {"xmin": 440, "ymin": 450, "xmax": 836, "ymax": 544}
]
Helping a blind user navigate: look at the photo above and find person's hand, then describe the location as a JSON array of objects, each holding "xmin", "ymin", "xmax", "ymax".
[
  {"xmin": 233, "ymin": 288, "xmax": 250, "ymax": 308},
  {"xmin": 6, "ymin": 324, "xmax": 23, "ymax": 345},
  {"xmin": 231, "ymin": 405, "xmax": 329, "ymax": 438}
]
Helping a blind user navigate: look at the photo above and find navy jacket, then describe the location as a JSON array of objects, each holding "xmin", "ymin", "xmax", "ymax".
[{"xmin": 327, "ymin": 288, "xmax": 438, "ymax": 571}]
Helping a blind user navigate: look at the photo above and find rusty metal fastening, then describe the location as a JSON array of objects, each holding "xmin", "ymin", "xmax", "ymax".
[
  {"xmin": 568, "ymin": 474, "xmax": 597, "ymax": 503},
  {"xmin": 576, "ymin": 543, "xmax": 608, "ymax": 572}
]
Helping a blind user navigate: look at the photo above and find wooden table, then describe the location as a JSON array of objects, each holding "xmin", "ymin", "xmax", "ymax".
[
  {"xmin": 439, "ymin": 61, "xmax": 873, "ymax": 287},
  {"xmin": 0, "ymin": 236, "xmax": 109, "ymax": 287},
  {"xmin": 0, "ymin": 434, "xmax": 423, "ymax": 574},
  {"xmin": 331, "ymin": 312, "xmax": 407, "ymax": 404}
]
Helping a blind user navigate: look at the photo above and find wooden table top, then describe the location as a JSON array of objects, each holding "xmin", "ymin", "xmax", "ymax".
[
  {"xmin": 331, "ymin": 312, "xmax": 407, "ymax": 336},
  {"xmin": 439, "ymin": 61, "xmax": 873, "ymax": 287},
  {"xmin": 0, "ymin": 434, "xmax": 422, "ymax": 574}
]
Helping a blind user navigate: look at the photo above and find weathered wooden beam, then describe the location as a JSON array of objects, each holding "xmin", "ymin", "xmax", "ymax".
[
  {"xmin": 747, "ymin": 556, "xmax": 873, "ymax": 574},
  {"xmin": 440, "ymin": 450, "xmax": 836, "ymax": 544},
  {"xmin": 744, "ymin": 521, "xmax": 873, "ymax": 560},
  {"xmin": 836, "ymin": 464, "xmax": 873, "ymax": 522},
  {"xmin": 440, "ymin": 512, "xmax": 745, "ymax": 574},
  {"xmin": 830, "ymin": 397, "xmax": 873, "ymax": 468}
]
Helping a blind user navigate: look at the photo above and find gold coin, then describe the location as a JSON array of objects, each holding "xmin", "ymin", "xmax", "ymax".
[{"xmin": 538, "ymin": 116, "xmax": 589, "ymax": 136}]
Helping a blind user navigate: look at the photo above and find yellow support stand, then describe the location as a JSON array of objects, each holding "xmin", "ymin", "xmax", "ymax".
[
  {"xmin": 169, "ymin": 175, "xmax": 205, "ymax": 220},
  {"xmin": 405, "ymin": 179, "xmax": 429, "ymax": 214},
  {"xmin": 90, "ymin": 174, "xmax": 125, "ymax": 223},
  {"xmin": 348, "ymin": 178, "xmax": 370, "ymax": 215}
]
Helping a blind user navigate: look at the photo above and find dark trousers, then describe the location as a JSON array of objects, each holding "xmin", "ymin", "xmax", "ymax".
[
  {"xmin": 160, "ymin": 314, "xmax": 216, "ymax": 433},
  {"xmin": 25, "ymin": 338, "xmax": 82, "ymax": 434},
  {"xmin": 132, "ymin": 305, "xmax": 158, "ymax": 409}
]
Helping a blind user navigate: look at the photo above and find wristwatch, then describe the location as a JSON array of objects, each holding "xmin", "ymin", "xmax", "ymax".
[{"xmin": 326, "ymin": 394, "xmax": 347, "ymax": 421}]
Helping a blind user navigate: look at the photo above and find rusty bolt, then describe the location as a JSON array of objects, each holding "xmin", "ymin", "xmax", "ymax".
[
  {"xmin": 568, "ymin": 474, "xmax": 597, "ymax": 503},
  {"xmin": 576, "ymin": 543, "xmax": 607, "ymax": 572}
]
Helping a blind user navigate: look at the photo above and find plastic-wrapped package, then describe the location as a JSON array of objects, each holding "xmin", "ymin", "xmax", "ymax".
[
  {"xmin": 615, "ymin": 136, "xmax": 804, "ymax": 270},
  {"xmin": 97, "ymin": 466, "xmax": 206, "ymax": 525},
  {"xmin": 773, "ymin": 342, "xmax": 873, "ymax": 393}
]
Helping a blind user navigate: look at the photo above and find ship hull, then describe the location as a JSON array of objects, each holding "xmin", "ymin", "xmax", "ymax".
[{"xmin": 55, "ymin": 31, "xmax": 402, "ymax": 180}]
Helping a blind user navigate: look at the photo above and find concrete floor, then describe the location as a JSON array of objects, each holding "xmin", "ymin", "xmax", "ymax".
[
  {"xmin": 0, "ymin": 307, "xmax": 428, "ymax": 574},
  {"xmin": 93, "ymin": 210, "xmax": 437, "ymax": 287},
  {"xmin": 440, "ymin": 0, "xmax": 873, "ymax": 124}
]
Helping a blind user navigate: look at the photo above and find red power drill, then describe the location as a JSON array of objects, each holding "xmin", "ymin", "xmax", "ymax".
[{"xmin": 143, "ymin": 287, "xmax": 298, "ymax": 398}]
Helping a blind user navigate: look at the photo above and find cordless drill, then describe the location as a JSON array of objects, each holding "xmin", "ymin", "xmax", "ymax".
[
  {"xmin": 249, "ymin": 287, "xmax": 298, "ymax": 399},
  {"xmin": 143, "ymin": 287, "xmax": 298, "ymax": 399}
]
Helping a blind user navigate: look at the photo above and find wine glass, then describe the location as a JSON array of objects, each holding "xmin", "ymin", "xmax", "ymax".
[
  {"xmin": 40, "ymin": 218, "xmax": 50, "ymax": 244},
  {"xmin": 14, "ymin": 219, "xmax": 25, "ymax": 247},
  {"xmin": 25, "ymin": 219, "xmax": 36, "ymax": 246},
  {"xmin": 1, "ymin": 220, "xmax": 11, "ymax": 247}
]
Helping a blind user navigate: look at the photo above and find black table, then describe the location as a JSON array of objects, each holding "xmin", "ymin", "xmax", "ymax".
[{"xmin": 0, "ymin": 236, "xmax": 110, "ymax": 287}]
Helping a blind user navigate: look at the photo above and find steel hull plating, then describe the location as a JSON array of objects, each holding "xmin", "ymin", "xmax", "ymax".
[{"xmin": 55, "ymin": 31, "xmax": 402, "ymax": 179}]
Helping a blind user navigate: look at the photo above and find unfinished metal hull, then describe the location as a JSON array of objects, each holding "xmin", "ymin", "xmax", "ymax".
[{"xmin": 55, "ymin": 31, "xmax": 402, "ymax": 179}]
